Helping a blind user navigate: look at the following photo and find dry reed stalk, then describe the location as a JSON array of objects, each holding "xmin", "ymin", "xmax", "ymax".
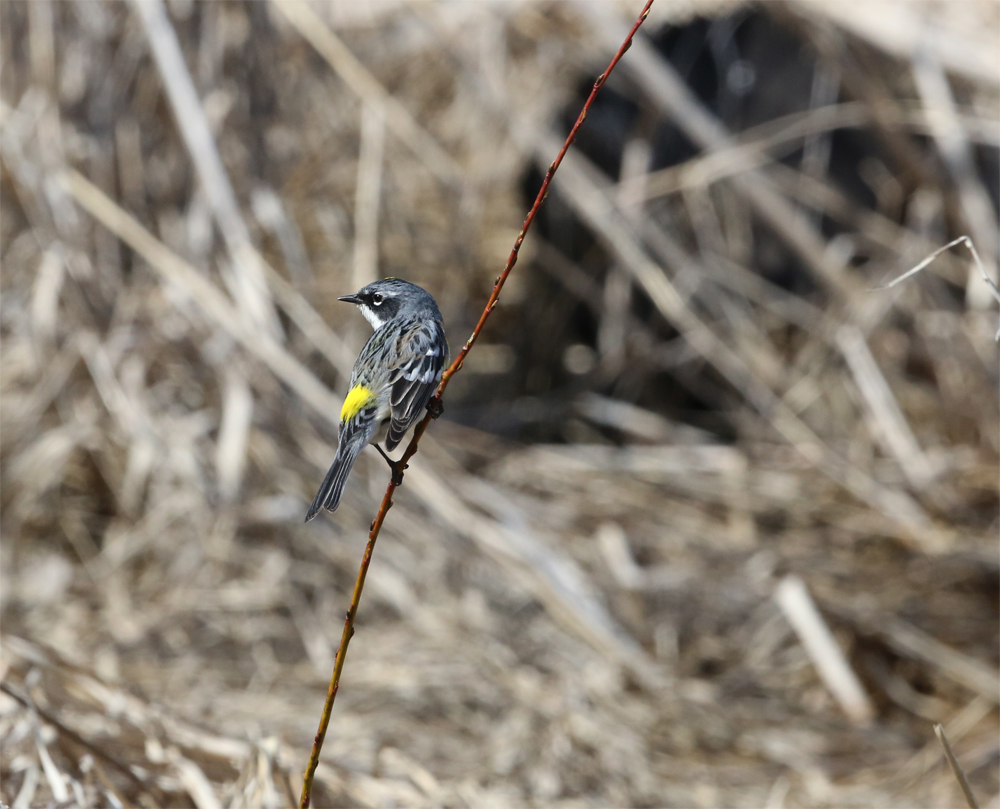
[
  {"xmin": 58, "ymin": 170, "xmax": 343, "ymax": 419},
  {"xmin": 3, "ymin": 2, "xmax": 997, "ymax": 805},
  {"xmin": 271, "ymin": 0, "xmax": 463, "ymax": 187},
  {"xmin": 935, "ymin": 723, "xmax": 980, "ymax": 809},
  {"xmin": 0, "ymin": 681, "xmax": 153, "ymax": 797},
  {"xmin": 297, "ymin": 2, "xmax": 657, "ymax": 805},
  {"xmin": 130, "ymin": 0, "xmax": 283, "ymax": 341},
  {"xmin": 586, "ymin": 5, "xmax": 856, "ymax": 302},
  {"xmin": 531, "ymin": 135, "xmax": 940, "ymax": 545},
  {"xmin": 774, "ymin": 576, "xmax": 875, "ymax": 726}
]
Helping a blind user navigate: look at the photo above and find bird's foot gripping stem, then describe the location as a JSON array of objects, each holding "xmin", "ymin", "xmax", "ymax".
[
  {"xmin": 426, "ymin": 396, "xmax": 444, "ymax": 420},
  {"xmin": 374, "ymin": 444, "xmax": 407, "ymax": 485}
]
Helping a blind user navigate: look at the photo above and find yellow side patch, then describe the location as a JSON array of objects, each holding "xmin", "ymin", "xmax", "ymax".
[{"xmin": 341, "ymin": 385, "xmax": 375, "ymax": 423}]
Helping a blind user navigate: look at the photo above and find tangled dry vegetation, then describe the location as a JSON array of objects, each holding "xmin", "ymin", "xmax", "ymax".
[{"xmin": 1, "ymin": 1, "xmax": 998, "ymax": 807}]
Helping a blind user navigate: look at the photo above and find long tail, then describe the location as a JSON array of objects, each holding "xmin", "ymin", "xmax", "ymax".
[{"xmin": 305, "ymin": 432, "xmax": 367, "ymax": 521}]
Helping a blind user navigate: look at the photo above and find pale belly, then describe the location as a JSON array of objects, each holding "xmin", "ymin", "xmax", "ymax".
[{"xmin": 368, "ymin": 399, "xmax": 392, "ymax": 445}]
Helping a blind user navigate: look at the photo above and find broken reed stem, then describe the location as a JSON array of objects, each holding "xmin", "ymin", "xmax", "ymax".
[
  {"xmin": 934, "ymin": 723, "xmax": 980, "ymax": 809},
  {"xmin": 298, "ymin": 2, "xmax": 656, "ymax": 806}
]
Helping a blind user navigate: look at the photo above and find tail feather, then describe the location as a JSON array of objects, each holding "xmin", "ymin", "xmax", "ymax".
[{"xmin": 305, "ymin": 436, "xmax": 366, "ymax": 521}]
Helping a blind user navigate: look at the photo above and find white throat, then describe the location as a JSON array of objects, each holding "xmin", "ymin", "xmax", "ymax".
[{"xmin": 359, "ymin": 305, "xmax": 386, "ymax": 330}]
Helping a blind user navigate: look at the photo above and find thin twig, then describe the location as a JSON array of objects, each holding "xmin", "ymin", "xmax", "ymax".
[
  {"xmin": 878, "ymin": 235, "xmax": 1000, "ymax": 341},
  {"xmin": 896, "ymin": 696, "xmax": 993, "ymax": 787},
  {"xmin": 881, "ymin": 235, "xmax": 999, "ymax": 303},
  {"xmin": 296, "ymin": 2, "xmax": 656, "ymax": 806},
  {"xmin": 934, "ymin": 723, "xmax": 980, "ymax": 809}
]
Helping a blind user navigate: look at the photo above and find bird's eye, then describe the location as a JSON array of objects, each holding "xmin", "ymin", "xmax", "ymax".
[{"xmin": 372, "ymin": 293, "xmax": 384, "ymax": 305}]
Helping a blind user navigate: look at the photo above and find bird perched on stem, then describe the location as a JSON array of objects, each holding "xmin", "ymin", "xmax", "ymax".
[{"xmin": 306, "ymin": 278, "xmax": 448, "ymax": 521}]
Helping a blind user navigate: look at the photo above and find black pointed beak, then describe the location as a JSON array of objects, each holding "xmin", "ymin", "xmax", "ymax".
[{"xmin": 337, "ymin": 294, "xmax": 362, "ymax": 304}]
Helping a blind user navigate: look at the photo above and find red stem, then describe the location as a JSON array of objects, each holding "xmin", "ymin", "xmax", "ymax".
[{"xmin": 300, "ymin": 3, "xmax": 656, "ymax": 805}]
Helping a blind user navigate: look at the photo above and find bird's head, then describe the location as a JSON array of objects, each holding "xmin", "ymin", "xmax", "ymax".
[{"xmin": 338, "ymin": 278, "xmax": 436, "ymax": 329}]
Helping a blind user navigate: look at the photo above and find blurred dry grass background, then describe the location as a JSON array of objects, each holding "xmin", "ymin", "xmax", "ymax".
[{"xmin": 1, "ymin": 1, "xmax": 998, "ymax": 807}]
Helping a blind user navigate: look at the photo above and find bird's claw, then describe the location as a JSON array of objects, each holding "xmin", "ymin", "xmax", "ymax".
[
  {"xmin": 374, "ymin": 444, "xmax": 407, "ymax": 484},
  {"xmin": 389, "ymin": 463, "xmax": 407, "ymax": 486},
  {"xmin": 427, "ymin": 397, "xmax": 444, "ymax": 419}
]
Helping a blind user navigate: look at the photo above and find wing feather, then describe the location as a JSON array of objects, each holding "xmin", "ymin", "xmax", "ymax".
[{"xmin": 385, "ymin": 322, "xmax": 446, "ymax": 450}]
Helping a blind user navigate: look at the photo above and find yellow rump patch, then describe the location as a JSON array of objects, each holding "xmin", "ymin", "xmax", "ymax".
[{"xmin": 341, "ymin": 385, "xmax": 375, "ymax": 423}]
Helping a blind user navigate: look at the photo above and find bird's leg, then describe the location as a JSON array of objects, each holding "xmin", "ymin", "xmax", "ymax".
[
  {"xmin": 373, "ymin": 443, "xmax": 394, "ymax": 468},
  {"xmin": 426, "ymin": 396, "xmax": 444, "ymax": 420},
  {"xmin": 374, "ymin": 444, "xmax": 406, "ymax": 485}
]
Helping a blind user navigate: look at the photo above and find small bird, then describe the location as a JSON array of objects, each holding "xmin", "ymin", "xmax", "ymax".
[{"xmin": 306, "ymin": 278, "xmax": 448, "ymax": 521}]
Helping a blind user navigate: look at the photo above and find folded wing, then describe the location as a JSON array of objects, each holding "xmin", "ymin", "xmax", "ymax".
[{"xmin": 385, "ymin": 322, "xmax": 446, "ymax": 450}]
